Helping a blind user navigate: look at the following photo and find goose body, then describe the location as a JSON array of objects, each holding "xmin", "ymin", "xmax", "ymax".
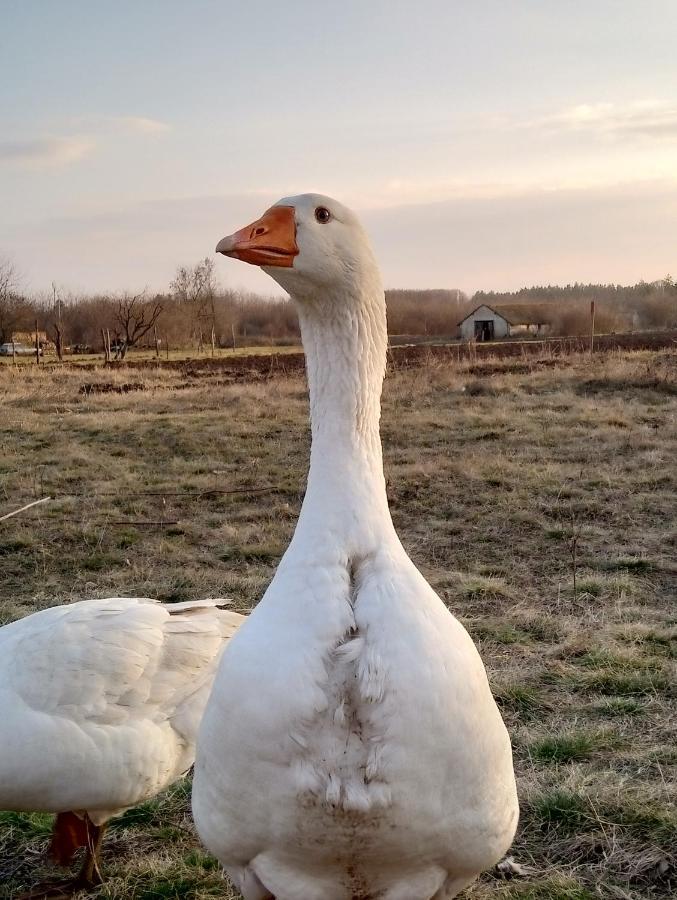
[
  {"xmin": 0, "ymin": 597, "xmax": 244, "ymax": 883},
  {"xmin": 193, "ymin": 195, "xmax": 518, "ymax": 899}
]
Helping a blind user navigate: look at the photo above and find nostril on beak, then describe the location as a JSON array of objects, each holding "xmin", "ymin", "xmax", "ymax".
[{"xmin": 253, "ymin": 226, "xmax": 266, "ymax": 237}]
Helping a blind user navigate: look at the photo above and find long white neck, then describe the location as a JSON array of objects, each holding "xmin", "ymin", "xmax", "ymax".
[{"xmin": 289, "ymin": 267, "xmax": 395, "ymax": 559}]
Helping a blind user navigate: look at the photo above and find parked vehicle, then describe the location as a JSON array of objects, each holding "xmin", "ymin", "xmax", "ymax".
[{"xmin": 0, "ymin": 342, "xmax": 42, "ymax": 356}]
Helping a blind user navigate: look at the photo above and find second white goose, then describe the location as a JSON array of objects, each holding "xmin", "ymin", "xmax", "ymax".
[{"xmin": 1, "ymin": 597, "xmax": 244, "ymax": 895}]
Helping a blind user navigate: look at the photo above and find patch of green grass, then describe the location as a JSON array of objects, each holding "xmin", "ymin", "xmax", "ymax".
[
  {"xmin": 81, "ymin": 552, "xmax": 120, "ymax": 572},
  {"xmin": 458, "ymin": 574, "xmax": 514, "ymax": 600},
  {"xmin": 466, "ymin": 620, "xmax": 530, "ymax": 644},
  {"xmin": 134, "ymin": 874, "xmax": 224, "ymax": 898},
  {"xmin": 0, "ymin": 537, "xmax": 35, "ymax": 555},
  {"xmin": 494, "ymin": 684, "xmax": 549, "ymax": 720},
  {"xmin": 580, "ymin": 669, "xmax": 668, "ymax": 696},
  {"xmin": 567, "ymin": 572, "xmax": 639, "ymax": 600},
  {"xmin": 610, "ymin": 804, "xmax": 677, "ymax": 843},
  {"xmin": 499, "ymin": 879, "xmax": 597, "ymax": 900},
  {"xmin": 530, "ymin": 789, "xmax": 677, "ymax": 843},
  {"xmin": 219, "ymin": 543, "xmax": 282, "ymax": 564},
  {"xmin": 0, "ymin": 811, "xmax": 53, "ymax": 839},
  {"xmin": 568, "ymin": 647, "xmax": 665, "ymax": 674},
  {"xmin": 153, "ymin": 825, "xmax": 185, "ymax": 844},
  {"xmin": 566, "ymin": 648, "xmax": 669, "ymax": 699},
  {"xmin": 512, "ymin": 616, "xmax": 561, "ymax": 642},
  {"xmin": 183, "ymin": 850, "xmax": 221, "ymax": 872},
  {"xmin": 570, "ymin": 648, "xmax": 632, "ymax": 669},
  {"xmin": 531, "ymin": 790, "xmax": 589, "ymax": 832},
  {"xmin": 530, "ymin": 729, "xmax": 619, "ymax": 763},
  {"xmin": 617, "ymin": 627, "xmax": 677, "ymax": 658},
  {"xmin": 115, "ymin": 528, "xmax": 140, "ymax": 549},
  {"xmin": 646, "ymin": 746, "xmax": 677, "ymax": 766},
  {"xmin": 112, "ymin": 780, "xmax": 191, "ymax": 831},
  {"xmin": 156, "ymin": 577, "xmax": 196, "ymax": 604},
  {"xmin": 594, "ymin": 697, "xmax": 646, "ymax": 717},
  {"xmin": 113, "ymin": 799, "xmax": 162, "ymax": 830},
  {"xmin": 601, "ymin": 556, "xmax": 653, "ymax": 573},
  {"xmin": 576, "ymin": 578, "xmax": 604, "ymax": 597}
]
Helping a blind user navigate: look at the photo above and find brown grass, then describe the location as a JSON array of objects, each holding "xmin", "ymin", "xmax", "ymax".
[{"xmin": 0, "ymin": 348, "xmax": 675, "ymax": 898}]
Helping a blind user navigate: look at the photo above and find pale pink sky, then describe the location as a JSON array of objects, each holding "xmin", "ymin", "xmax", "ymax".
[{"xmin": 2, "ymin": 1, "xmax": 676, "ymax": 297}]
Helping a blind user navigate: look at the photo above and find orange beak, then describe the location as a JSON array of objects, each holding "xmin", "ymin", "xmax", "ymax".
[{"xmin": 215, "ymin": 205, "xmax": 299, "ymax": 267}]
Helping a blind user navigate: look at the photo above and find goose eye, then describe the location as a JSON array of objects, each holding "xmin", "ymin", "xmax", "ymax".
[{"xmin": 315, "ymin": 206, "xmax": 331, "ymax": 224}]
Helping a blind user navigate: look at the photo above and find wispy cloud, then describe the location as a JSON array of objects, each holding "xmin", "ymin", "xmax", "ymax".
[
  {"xmin": 111, "ymin": 116, "xmax": 171, "ymax": 135},
  {"xmin": 65, "ymin": 114, "xmax": 172, "ymax": 136},
  {"xmin": 538, "ymin": 100, "xmax": 677, "ymax": 139},
  {"xmin": 0, "ymin": 137, "xmax": 95, "ymax": 168},
  {"xmin": 0, "ymin": 115, "xmax": 170, "ymax": 170}
]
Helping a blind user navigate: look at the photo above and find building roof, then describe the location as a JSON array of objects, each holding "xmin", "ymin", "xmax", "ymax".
[{"xmin": 459, "ymin": 303, "xmax": 555, "ymax": 326}]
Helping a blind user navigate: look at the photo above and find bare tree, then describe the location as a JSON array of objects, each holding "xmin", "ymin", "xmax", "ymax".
[
  {"xmin": 113, "ymin": 291, "xmax": 163, "ymax": 359},
  {"xmin": 170, "ymin": 258, "xmax": 216, "ymax": 351},
  {"xmin": 49, "ymin": 281, "xmax": 65, "ymax": 361},
  {"xmin": 0, "ymin": 259, "xmax": 24, "ymax": 343}
]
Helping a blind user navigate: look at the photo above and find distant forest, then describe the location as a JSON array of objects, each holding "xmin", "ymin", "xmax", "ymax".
[
  {"xmin": 472, "ymin": 278, "xmax": 677, "ymax": 336},
  {"xmin": 1, "ymin": 256, "xmax": 675, "ymax": 355}
]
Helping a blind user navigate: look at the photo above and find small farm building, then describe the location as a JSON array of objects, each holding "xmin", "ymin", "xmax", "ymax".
[
  {"xmin": 11, "ymin": 330, "xmax": 49, "ymax": 345},
  {"xmin": 458, "ymin": 304, "xmax": 554, "ymax": 341},
  {"xmin": 10, "ymin": 330, "xmax": 54, "ymax": 354}
]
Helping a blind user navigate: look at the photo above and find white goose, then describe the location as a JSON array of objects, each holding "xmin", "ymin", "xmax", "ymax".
[
  {"xmin": 0, "ymin": 597, "xmax": 244, "ymax": 895},
  {"xmin": 193, "ymin": 194, "xmax": 518, "ymax": 900}
]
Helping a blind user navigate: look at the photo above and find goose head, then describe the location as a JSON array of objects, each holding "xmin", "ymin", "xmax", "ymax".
[{"xmin": 215, "ymin": 193, "xmax": 379, "ymax": 300}]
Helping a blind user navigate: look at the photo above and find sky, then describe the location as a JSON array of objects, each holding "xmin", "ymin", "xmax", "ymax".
[{"xmin": 2, "ymin": 0, "xmax": 677, "ymax": 298}]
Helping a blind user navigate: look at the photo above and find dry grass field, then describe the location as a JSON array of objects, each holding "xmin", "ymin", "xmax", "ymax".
[{"xmin": 0, "ymin": 348, "xmax": 675, "ymax": 899}]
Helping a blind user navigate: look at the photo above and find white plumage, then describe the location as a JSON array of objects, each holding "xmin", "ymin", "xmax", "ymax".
[
  {"xmin": 193, "ymin": 194, "xmax": 519, "ymax": 900},
  {"xmin": 0, "ymin": 596, "xmax": 244, "ymax": 888}
]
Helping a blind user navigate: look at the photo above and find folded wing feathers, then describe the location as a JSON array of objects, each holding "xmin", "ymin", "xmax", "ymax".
[{"xmin": 9, "ymin": 598, "xmax": 245, "ymax": 737}]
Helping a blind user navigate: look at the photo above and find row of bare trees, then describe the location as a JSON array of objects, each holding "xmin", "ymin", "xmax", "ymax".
[
  {"xmin": 0, "ymin": 257, "xmax": 304, "ymax": 355},
  {"xmin": 1, "ymin": 256, "xmax": 676, "ymax": 355},
  {"xmin": 0, "ymin": 261, "xmax": 30, "ymax": 345}
]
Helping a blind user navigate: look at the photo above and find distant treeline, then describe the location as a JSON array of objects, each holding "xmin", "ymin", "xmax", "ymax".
[
  {"xmin": 473, "ymin": 279, "xmax": 677, "ymax": 333},
  {"xmin": 1, "ymin": 257, "xmax": 675, "ymax": 355}
]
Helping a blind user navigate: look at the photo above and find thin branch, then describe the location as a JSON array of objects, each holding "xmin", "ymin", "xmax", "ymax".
[{"xmin": 0, "ymin": 496, "xmax": 51, "ymax": 523}]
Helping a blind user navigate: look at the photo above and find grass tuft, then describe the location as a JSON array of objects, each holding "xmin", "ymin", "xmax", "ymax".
[
  {"xmin": 494, "ymin": 683, "xmax": 549, "ymax": 720},
  {"xmin": 580, "ymin": 669, "xmax": 668, "ymax": 696},
  {"xmin": 498, "ymin": 879, "xmax": 597, "ymax": 900},
  {"xmin": 457, "ymin": 574, "xmax": 515, "ymax": 600},
  {"xmin": 531, "ymin": 790, "xmax": 589, "ymax": 832},
  {"xmin": 219, "ymin": 543, "xmax": 283, "ymax": 564},
  {"xmin": 594, "ymin": 697, "xmax": 647, "ymax": 717},
  {"xmin": 529, "ymin": 729, "xmax": 620, "ymax": 763}
]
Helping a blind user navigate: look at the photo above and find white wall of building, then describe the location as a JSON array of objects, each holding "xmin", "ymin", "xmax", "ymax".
[{"xmin": 459, "ymin": 305, "xmax": 510, "ymax": 341}]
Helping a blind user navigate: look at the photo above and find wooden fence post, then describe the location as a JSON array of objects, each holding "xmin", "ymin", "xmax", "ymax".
[
  {"xmin": 590, "ymin": 300, "xmax": 595, "ymax": 355},
  {"xmin": 35, "ymin": 319, "xmax": 40, "ymax": 365}
]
